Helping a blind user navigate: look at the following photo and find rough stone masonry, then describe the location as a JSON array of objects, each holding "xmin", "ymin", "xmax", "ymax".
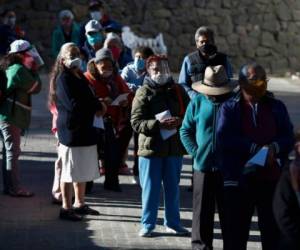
[{"xmin": 1, "ymin": 0, "xmax": 300, "ymax": 74}]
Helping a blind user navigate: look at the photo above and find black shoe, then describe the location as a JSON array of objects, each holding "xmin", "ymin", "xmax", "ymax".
[
  {"xmin": 59, "ymin": 208, "xmax": 82, "ymax": 221},
  {"xmin": 104, "ymin": 183, "xmax": 122, "ymax": 192},
  {"xmin": 85, "ymin": 181, "xmax": 94, "ymax": 194},
  {"xmin": 73, "ymin": 205, "xmax": 100, "ymax": 215}
]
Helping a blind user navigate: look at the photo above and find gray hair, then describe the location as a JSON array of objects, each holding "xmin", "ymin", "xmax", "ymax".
[
  {"xmin": 194, "ymin": 26, "xmax": 215, "ymax": 44},
  {"xmin": 59, "ymin": 9, "xmax": 74, "ymax": 21}
]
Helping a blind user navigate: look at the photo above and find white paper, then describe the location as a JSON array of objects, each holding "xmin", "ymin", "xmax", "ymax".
[
  {"xmin": 111, "ymin": 93, "xmax": 129, "ymax": 106},
  {"xmin": 93, "ymin": 116, "xmax": 104, "ymax": 129},
  {"xmin": 245, "ymin": 147, "xmax": 269, "ymax": 168},
  {"xmin": 155, "ymin": 110, "xmax": 177, "ymax": 140}
]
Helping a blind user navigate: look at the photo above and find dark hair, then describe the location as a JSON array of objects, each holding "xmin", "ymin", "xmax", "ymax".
[
  {"xmin": 134, "ymin": 46, "xmax": 154, "ymax": 59},
  {"xmin": 48, "ymin": 57, "xmax": 64, "ymax": 108},
  {"xmin": 195, "ymin": 26, "xmax": 215, "ymax": 44},
  {"xmin": 89, "ymin": 0, "xmax": 103, "ymax": 10},
  {"xmin": 87, "ymin": 59, "xmax": 102, "ymax": 80},
  {"xmin": 0, "ymin": 53, "xmax": 23, "ymax": 70}
]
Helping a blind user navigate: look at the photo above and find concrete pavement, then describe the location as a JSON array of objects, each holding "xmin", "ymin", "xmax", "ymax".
[{"xmin": 0, "ymin": 75, "xmax": 299, "ymax": 250}]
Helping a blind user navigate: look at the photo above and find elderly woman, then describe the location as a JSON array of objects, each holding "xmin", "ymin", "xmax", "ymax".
[
  {"xmin": 51, "ymin": 10, "xmax": 80, "ymax": 58},
  {"xmin": 131, "ymin": 55, "xmax": 190, "ymax": 237},
  {"xmin": 217, "ymin": 62, "xmax": 294, "ymax": 250},
  {"xmin": 49, "ymin": 42, "xmax": 105, "ymax": 221},
  {"xmin": 104, "ymin": 32, "xmax": 133, "ymax": 70},
  {"xmin": 85, "ymin": 48, "xmax": 132, "ymax": 192}
]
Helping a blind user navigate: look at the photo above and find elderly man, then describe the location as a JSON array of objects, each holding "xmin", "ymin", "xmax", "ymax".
[
  {"xmin": 179, "ymin": 26, "xmax": 233, "ymax": 99},
  {"xmin": 180, "ymin": 65, "xmax": 236, "ymax": 250},
  {"xmin": 51, "ymin": 10, "xmax": 80, "ymax": 57},
  {"xmin": 217, "ymin": 63, "xmax": 294, "ymax": 250}
]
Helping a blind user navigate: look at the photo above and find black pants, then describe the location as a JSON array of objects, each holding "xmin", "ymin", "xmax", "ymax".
[
  {"xmin": 223, "ymin": 177, "xmax": 279, "ymax": 250},
  {"xmin": 103, "ymin": 119, "xmax": 132, "ymax": 188},
  {"xmin": 192, "ymin": 170, "xmax": 225, "ymax": 250}
]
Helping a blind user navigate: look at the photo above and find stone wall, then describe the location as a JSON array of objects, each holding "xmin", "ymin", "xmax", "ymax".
[{"xmin": 1, "ymin": 0, "xmax": 300, "ymax": 74}]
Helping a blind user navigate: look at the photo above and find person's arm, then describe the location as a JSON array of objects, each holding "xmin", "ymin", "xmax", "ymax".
[
  {"xmin": 178, "ymin": 56, "xmax": 198, "ymax": 99},
  {"xmin": 120, "ymin": 66, "xmax": 138, "ymax": 92},
  {"xmin": 224, "ymin": 56, "xmax": 233, "ymax": 79},
  {"xmin": 131, "ymin": 87, "xmax": 160, "ymax": 135},
  {"xmin": 273, "ymin": 171, "xmax": 300, "ymax": 246},
  {"xmin": 270, "ymin": 100, "xmax": 294, "ymax": 157},
  {"xmin": 180, "ymin": 102, "xmax": 198, "ymax": 157}
]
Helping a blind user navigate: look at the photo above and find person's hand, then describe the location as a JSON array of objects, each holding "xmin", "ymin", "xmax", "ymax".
[
  {"xmin": 119, "ymin": 99, "xmax": 129, "ymax": 107},
  {"xmin": 159, "ymin": 117, "xmax": 177, "ymax": 130},
  {"xmin": 266, "ymin": 144, "xmax": 276, "ymax": 166},
  {"xmin": 95, "ymin": 102, "xmax": 107, "ymax": 117},
  {"xmin": 290, "ymin": 160, "xmax": 300, "ymax": 192},
  {"xmin": 103, "ymin": 97, "xmax": 113, "ymax": 105}
]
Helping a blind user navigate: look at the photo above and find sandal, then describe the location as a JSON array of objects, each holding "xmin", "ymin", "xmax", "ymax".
[{"xmin": 9, "ymin": 189, "xmax": 34, "ymax": 198}]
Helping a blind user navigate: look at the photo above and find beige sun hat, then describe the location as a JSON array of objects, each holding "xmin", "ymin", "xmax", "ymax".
[{"xmin": 192, "ymin": 65, "xmax": 237, "ymax": 95}]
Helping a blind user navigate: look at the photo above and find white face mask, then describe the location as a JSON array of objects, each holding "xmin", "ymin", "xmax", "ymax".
[
  {"xmin": 90, "ymin": 11, "xmax": 102, "ymax": 21},
  {"xmin": 64, "ymin": 58, "xmax": 82, "ymax": 69},
  {"xmin": 151, "ymin": 74, "xmax": 170, "ymax": 85}
]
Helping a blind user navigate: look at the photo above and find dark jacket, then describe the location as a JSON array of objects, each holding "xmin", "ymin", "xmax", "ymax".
[
  {"xmin": 56, "ymin": 69, "xmax": 102, "ymax": 147},
  {"xmin": 131, "ymin": 76, "xmax": 190, "ymax": 157},
  {"xmin": 217, "ymin": 92, "xmax": 294, "ymax": 184},
  {"xmin": 273, "ymin": 169, "xmax": 300, "ymax": 250}
]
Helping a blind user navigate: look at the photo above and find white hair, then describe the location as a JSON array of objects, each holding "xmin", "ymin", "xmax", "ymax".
[{"xmin": 58, "ymin": 10, "xmax": 74, "ymax": 21}]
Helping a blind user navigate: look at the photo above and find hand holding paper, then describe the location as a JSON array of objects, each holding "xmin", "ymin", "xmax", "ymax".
[
  {"xmin": 111, "ymin": 93, "xmax": 129, "ymax": 106},
  {"xmin": 155, "ymin": 110, "xmax": 177, "ymax": 140}
]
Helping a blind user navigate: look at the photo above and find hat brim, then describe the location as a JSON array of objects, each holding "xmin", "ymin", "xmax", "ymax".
[{"xmin": 192, "ymin": 80, "xmax": 238, "ymax": 95}]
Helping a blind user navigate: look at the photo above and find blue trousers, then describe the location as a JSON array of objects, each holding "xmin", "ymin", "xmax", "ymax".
[{"xmin": 139, "ymin": 156, "xmax": 183, "ymax": 230}]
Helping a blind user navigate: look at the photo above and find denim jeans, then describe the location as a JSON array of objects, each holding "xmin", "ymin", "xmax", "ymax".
[
  {"xmin": 139, "ymin": 156, "xmax": 183, "ymax": 230},
  {"xmin": 0, "ymin": 121, "xmax": 21, "ymax": 193}
]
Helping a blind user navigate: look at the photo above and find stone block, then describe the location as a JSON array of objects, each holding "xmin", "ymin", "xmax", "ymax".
[{"xmin": 261, "ymin": 31, "xmax": 276, "ymax": 47}]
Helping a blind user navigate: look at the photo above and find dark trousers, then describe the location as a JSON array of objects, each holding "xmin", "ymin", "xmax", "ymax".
[
  {"xmin": 192, "ymin": 170, "xmax": 225, "ymax": 250},
  {"xmin": 103, "ymin": 119, "xmax": 132, "ymax": 188},
  {"xmin": 223, "ymin": 177, "xmax": 279, "ymax": 250}
]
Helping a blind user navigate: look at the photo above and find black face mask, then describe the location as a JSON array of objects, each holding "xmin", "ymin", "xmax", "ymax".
[{"xmin": 199, "ymin": 44, "xmax": 217, "ymax": 57}]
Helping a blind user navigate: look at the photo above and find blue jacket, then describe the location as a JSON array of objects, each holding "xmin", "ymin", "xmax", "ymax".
[
  {"xmin": 178, "ymin": 51, "xmax": 233, "ymax": 99},
  {"xmin": 118, "ymin": 46, "xmax": 133, "ymax": 70},
  {"xmin": 216, "ymin": 93, "xmax": 294, "ymax": 185},
  {"xmin": 180, "ymin": 94, "xmax": 228, "ymax": 171},
  {"xmin": 121, "ymin": 62, "xmax": 146, "ymax": 92}
]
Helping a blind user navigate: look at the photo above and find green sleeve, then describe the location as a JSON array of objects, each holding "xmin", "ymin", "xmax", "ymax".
[{"xmin": 131, "ymin": 88, "xmax": 160, "ymax": 135}]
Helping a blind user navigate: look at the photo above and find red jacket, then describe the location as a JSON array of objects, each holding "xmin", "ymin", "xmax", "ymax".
[{"xmin": 84, "ymin": 72, "xmax": 133, "ymax": 131}]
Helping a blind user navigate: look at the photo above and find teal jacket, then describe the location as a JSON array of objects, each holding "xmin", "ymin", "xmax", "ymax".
[
  {"xmin": 180, "ymin": 94, "xmax": 228, "ymax": 171},
  {"xmin": 51, "ymin": 23, "xmax": 80, "ymax": 57}
]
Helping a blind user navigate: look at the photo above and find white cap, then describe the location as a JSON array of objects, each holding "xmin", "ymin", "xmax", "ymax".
[
  {"xmin": 85, "ymin": 20, "xmax": 103, "ymax": 35},
  {"xmin": 8, "ymin": 40, "xmax": 31, "ymax": 54}
]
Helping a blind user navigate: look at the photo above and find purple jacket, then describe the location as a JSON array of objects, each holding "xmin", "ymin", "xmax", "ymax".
[{"xmin": 217, "ymin": 92, "xmax": 294, "ymax": 185}]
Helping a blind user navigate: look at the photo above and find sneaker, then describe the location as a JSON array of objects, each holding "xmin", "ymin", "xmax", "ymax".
[
  {"xmin": 118, "ymin": 164, "xmax": 131, "ymax": 175},
  {"xmin": 131, "ymin": 175, "xmax": 139, "ymax": 185},
  {"xmin": 138, "ymin": 228, "xmax": 153, "ymax": 237},
  {"xmin": 165, "ymin": 225, "xmax": 189, "ymax": 235},
  {"xmin": 59, "ymin": 208, "xmax": 82, "ymax": 221},
  {"xmin": 73, "ymin": 205, "xmax": 100, "ymax": 216}
]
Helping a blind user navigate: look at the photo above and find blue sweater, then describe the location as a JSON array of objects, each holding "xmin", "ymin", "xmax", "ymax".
[
  {"xmin": 217, "ymin": 93, "xmax": 294, "ymax": 185},
  {"xmin": 180, "ymin": 94, "xmax": 226, "ymax": 171}
]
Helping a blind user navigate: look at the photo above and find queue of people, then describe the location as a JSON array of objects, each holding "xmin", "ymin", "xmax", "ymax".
[{"xmin": 0, "ymin": 2, "xmax": 299, "ymax": 249}]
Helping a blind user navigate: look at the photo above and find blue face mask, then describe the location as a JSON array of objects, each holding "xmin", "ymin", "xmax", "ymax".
[
  {"xmin": 134, "ymin": 57, "xmax": 145, "ymax": 71},
  {"xmin": 87, "ymin": 33, "xmax": 103, "ymax": 46}
]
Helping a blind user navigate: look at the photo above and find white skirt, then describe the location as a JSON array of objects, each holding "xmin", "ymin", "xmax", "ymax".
[{"xmin": 58, "ymin": 144, "xmax": 100, "ymax": 183}]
